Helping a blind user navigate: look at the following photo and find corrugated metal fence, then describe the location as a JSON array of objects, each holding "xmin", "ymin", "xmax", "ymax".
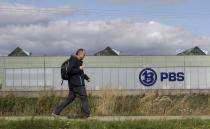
[{"xmin": 1, "ymin": 56, "xmax": 210, "ymax": 91}]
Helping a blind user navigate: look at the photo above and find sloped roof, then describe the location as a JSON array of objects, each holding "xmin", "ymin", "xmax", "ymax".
[
  {"xmin": 177, "ymin": 46, "xmax": 207, "ymax": 56},
  {"xmin": 94, "ymin": 46, "xmax": 120, "ymax": 56},
  {"xmin": 8, "ymin": 47, "xmax": 32, "ymax": 56}
]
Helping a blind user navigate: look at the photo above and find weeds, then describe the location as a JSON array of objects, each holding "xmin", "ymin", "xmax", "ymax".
[{"xmin": 0, "ymin": 86, "xmax": 209, "ymax": 116}]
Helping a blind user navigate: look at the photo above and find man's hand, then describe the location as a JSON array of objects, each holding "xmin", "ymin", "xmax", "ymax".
[
  {"xmin": 87, "ymin": 79, "xmax": 91, "ymax": 82},
  {"xmin": 80, "ymin": 66, "xmax": 84, "ymax": 70}
]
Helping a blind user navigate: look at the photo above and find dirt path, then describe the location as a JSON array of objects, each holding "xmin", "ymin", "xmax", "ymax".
[{"xmin": 0, "ymin": 115, "xmax": 210, "ymax": 121}]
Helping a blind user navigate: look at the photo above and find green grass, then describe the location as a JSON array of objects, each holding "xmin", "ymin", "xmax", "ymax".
[
  {"xmin": 0, "ymin": 119, "xmax": 210, "ymax": 129},
  {"xmin": 0, "ymin": 93, "xmax": 209, "ymax": 116}
]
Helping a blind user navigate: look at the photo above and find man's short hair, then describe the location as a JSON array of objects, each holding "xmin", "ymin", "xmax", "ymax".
[{"xmin": 76, "ymin": 48, "xmax": 85, "ymax": 55}]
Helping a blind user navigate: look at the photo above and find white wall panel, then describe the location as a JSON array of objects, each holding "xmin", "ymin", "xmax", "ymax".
[
  {"xmin": 14, "ymin": 69, "xmax": 21, "ymax": 86},
  {"xmin": 207, "ymin": 67, "xmax": 210, "ymax": 88},
  {"xmin": 5, "ymin": 66, "xmax": 210, "ymax": 90},
  {"xmin": 185, "ymin": 67, "xmax": 191, "ymax": 89},
  {"xmin": 126, "ymin": 68, "xmax": 135, "ymax": 89},
  {"xmin": 102, "ymin": 68, "xmax": 111, "ymax": 89},
  {"xmin": 30, "ymin": 69, "xmax": 37, "ymax": 86},
  {"xmin": 37, "ymin": 68, "xmax": 44, "ymax": 86},
  {"xmin": 84, "ymin": 68, "xmax": 94, "ymax": 90},
  {"xmin": 6, "ymin": 69, "xmax": 13, "ymax": 86},
  {"xmin": 93, "ymin": 68, "xmax": 103, "ymax": 90},
  {"xmin": 198, "ymin": 67, "xmax": 207, "ymax": 89},
  {"xmin": 134, "ymin": 68, "xmax": 141, "ymax": 90},
  {"xmin": 45, "ymin": 68, "xmax": 53, "ymax": 86},
  {"xmin": 190, "ymin": 67, "xmax": 199, "ymax": 89},
  {"xmin": 22, "ymin": 69, "xmax": 29, "ymax": 86},
  {"xmin": 118, "ymin": 68, "xmax": 126, "ymax": 89},
  {"xmin": 110, "ymin": 68, "xmax": 119, "ymax": 89}
]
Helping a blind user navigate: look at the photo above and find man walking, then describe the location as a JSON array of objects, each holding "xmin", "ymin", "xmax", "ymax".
[{"xmin": 52, "ymin": 48, "xmax": 92, "ymax": 119}]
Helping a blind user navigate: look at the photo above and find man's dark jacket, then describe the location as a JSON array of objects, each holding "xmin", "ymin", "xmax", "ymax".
[{"xmin": 67, "ymin": 55, "xmax": 89, "ymax": 87}]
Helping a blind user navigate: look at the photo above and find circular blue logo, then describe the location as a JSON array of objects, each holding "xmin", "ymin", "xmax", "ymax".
[{"xmin": 139, "ymin": 68, "xmax": 157, "ymax": 87}]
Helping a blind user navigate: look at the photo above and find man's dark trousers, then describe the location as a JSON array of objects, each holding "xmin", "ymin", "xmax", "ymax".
[{"xmin": 54, "ymin": 84, "xmax": 90, "ymax": 116}]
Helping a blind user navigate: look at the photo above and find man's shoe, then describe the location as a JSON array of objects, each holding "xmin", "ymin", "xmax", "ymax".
[
  {"xmin": 86, "ymin": 114, "xmax": 95, "ymax": 120},
  {"xmin": 51, "ymin": 112, "xmax": 60, "ymax": 119}
]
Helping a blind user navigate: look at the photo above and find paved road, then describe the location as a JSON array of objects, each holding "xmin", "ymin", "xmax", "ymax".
[{"xmin": 0, "ymin": 116, "xmax": 210, "ymax": 121}]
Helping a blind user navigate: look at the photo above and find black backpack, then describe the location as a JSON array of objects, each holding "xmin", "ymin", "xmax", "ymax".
[{"xmin": 61, "ymin": 58, "xmax": 70, "ymax": 85}]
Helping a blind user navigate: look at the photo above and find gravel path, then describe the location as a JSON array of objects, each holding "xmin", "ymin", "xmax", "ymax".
[{"xmin": 0, "ymin": 115, "xmax": 210, "ymax": 121}]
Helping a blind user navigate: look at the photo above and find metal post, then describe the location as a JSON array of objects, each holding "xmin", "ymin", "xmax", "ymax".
[{"xmin": 44, "ymin": 54, "xmax": 46, "ymax": 92}]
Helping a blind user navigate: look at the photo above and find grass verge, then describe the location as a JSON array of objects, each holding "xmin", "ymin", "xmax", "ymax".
[
  {"xmin": 0, "ymin": 119, "xmax": 210, "ymax": 129},
  {"xmin": 0, "ymin": 87, "xmax": 209, "ymax": 116}
]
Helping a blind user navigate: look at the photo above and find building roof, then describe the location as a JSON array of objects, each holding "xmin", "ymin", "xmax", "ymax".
[
  {"xmin": 94, "ymin": 46, "xmax": 120, "ymax": 56},
  {"xmin": 177, "ymin": 46, "xmax": 207, "ymax": 56},
  {"xmin": 8, "ymin": 47, "xmax": 32, "ymax": 56}
]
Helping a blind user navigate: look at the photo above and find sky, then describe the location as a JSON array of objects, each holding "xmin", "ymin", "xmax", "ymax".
[{"xmin": 0, "ymin": 0, "xmax": 210, "ymax": 56}]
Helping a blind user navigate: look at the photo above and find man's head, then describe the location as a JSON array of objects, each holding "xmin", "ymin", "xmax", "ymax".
[{"xmin": 75, "ymin": 48, "xmax": 86, "ymax": 60}]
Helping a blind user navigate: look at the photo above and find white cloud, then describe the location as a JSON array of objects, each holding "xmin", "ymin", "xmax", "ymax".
[
  {"xmin": 0, "ymin": 3, "xmax": 85, "ymax": 25},
  {"xmin": 0, "ymin": 18, "xmax": 209, "ymax": 56}
]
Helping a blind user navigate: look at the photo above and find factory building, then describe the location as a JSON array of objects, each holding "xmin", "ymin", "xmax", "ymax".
[{"xmin": 0, "ymin": 56, "xmax": 210, "ymax": 93}]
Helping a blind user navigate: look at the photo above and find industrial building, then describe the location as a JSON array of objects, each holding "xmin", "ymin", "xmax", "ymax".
[{"xmin": 0, "ymin": 56, "xmax": 210, "ymax": 96}]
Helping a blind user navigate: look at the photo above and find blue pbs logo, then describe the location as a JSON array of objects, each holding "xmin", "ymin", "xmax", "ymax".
[
  {"xmin": 139, "ymin": 68, "xmax": 157, "ymax": 87},
  {"xmin": 139, "ymin": 68, "xmax": 185, "ymax": 87}
]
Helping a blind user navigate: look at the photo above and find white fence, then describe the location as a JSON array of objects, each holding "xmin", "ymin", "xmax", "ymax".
[{"xmin": 5, "ymin": 66, "xmax": 210, "ymax": 90}]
